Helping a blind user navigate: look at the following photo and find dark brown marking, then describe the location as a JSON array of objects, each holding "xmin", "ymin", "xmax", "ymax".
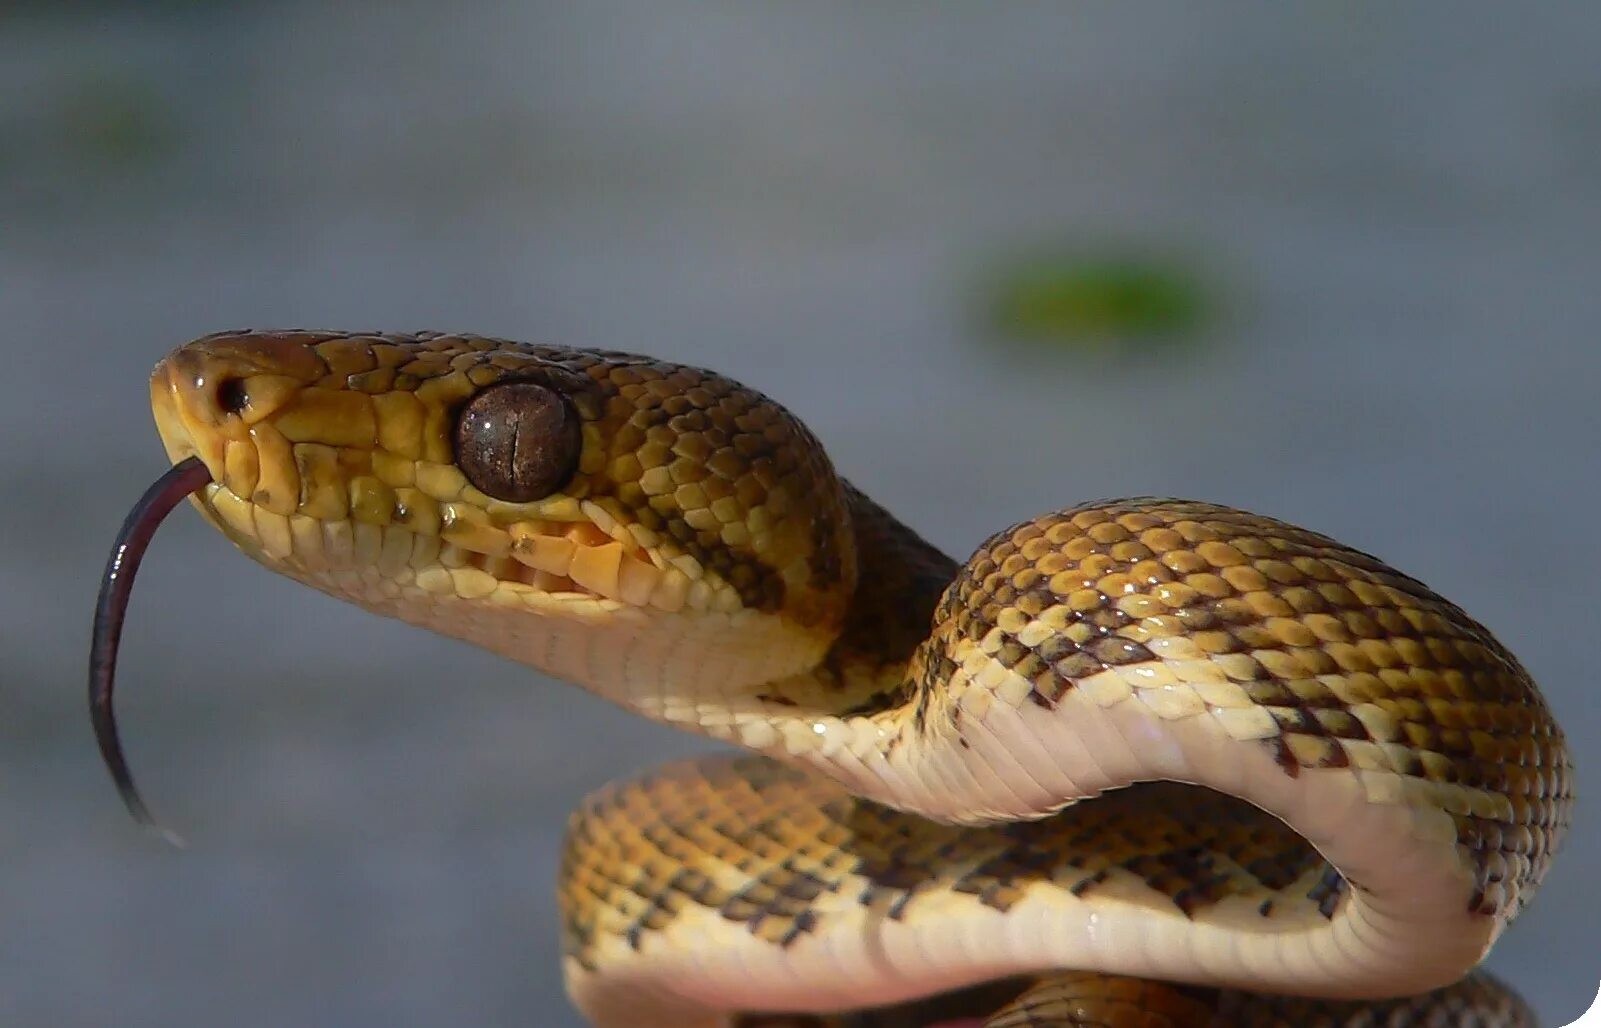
[
  {"xmin": 1309, "ymin": 866, "xmax": 1349, "ymax": 919},
  {"xmin": 1270, "ymin": 738, "xmax": 1302, "ymax": 778}
]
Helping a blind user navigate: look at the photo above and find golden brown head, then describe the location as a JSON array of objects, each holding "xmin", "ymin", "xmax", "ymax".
[{"xmin": 148, "ymin": 330, "xmax": 859, "ymax": 699}]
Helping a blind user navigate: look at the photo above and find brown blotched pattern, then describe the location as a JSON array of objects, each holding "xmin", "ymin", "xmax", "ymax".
[
  {"xmin": 562, "ymin": 756, "xmax": 1338, "ymax": 972},
  {"xmin": 910, "ymin": 500, "xmax": 1572, "ymax": 920},
  {"xmin": 148, "ymin": 332, "xmax": 1571, "ymax": 1026}
]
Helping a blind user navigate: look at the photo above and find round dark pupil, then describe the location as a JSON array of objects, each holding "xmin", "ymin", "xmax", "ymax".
[{"xmin": 454, "ymin": 382, "xmax": 580, "ymax": 502}]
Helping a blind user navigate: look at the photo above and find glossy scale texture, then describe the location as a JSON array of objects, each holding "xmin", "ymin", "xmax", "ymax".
[{"xmin": 143, "ymin": 331, "xmax": 1571, "ymax": 1027}]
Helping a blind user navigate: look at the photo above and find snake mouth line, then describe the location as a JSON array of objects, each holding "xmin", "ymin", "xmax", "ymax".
[
  {"xmin": 440, "ymin": 517, "xmax": 707, "ymax": 611},
  {"xmin": 195, "ymin": 476, "xmax": 740, "ymax": 615}
]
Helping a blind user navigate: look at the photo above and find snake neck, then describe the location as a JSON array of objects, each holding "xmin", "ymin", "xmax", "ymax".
[
  {"xmin": 670, "ymin": 485, "xmax": 981, "ymax": 815},
  {"xmin": 804, "ymin": 483, "xmax": 958, "ymax": 715}
]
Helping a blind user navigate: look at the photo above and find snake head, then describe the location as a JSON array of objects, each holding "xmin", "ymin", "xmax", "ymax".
[{"xmin": 148, "ymin": 330, "xmax": 858, "ymax": 702}]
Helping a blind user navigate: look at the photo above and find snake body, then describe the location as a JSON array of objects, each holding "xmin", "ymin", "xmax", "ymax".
[{"xmin": 137, "ymin": 331, "xmax": 1571, "ymax": 1026}]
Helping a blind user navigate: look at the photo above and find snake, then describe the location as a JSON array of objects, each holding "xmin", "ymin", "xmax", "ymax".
[{"xmin": 89, "ymin": 330, "xmax": 1573, "ymax": 1027}]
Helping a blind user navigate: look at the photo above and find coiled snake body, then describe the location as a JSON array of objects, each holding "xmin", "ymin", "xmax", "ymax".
[{"xmin": 100, "ymin": 331, "xmax": 1572, "ymax": 1026}]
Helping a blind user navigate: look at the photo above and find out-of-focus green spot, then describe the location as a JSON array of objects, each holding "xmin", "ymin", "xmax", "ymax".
[
  {"xmin": 985, "ymin": 254, "xmax": 1211, "ymax": 351},
  {"xmin": 59, "ymin": 77, "xmax": 177, "ymax": 166}
]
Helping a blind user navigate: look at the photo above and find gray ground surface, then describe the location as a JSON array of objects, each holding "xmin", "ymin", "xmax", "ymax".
[{"xmin": 3, "ymin": 4, "xmax": 1597, "ymax": 1025}]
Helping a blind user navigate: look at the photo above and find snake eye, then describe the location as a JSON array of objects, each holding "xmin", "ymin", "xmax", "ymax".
[{"xmin": 453, "ymin": 381, "xmax": 582, "ymax": 502}]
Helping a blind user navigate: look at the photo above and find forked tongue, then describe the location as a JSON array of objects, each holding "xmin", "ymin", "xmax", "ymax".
[{"xmin": 89, "ymin": 456, "xmax": 212, "ymax": 844}]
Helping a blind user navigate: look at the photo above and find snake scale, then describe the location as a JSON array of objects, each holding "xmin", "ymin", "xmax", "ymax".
[{"xmin": 92, "ymin": 331, "xmax": 1573, "ymax": 1027}]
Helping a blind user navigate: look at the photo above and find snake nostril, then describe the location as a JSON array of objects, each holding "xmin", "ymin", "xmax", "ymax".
[{"xmin": 215, "ymin": 378, "xmax": 248, "ymax": 415}]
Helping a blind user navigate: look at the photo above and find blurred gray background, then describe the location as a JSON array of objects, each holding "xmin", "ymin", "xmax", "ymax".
[{"xmin": 4, "ymin": 3, "xmax": 1598, "ymax": 1026}]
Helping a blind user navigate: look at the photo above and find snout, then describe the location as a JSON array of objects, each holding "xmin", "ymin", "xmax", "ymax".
[{"xmin": 149, "ymin": 330, "xmax": 345, "ymax": 477}]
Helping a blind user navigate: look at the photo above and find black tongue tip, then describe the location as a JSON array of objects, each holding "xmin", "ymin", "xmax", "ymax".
[{"xmin": 90, "ymin": 456, "xmax": 211, "ymax": 840}]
